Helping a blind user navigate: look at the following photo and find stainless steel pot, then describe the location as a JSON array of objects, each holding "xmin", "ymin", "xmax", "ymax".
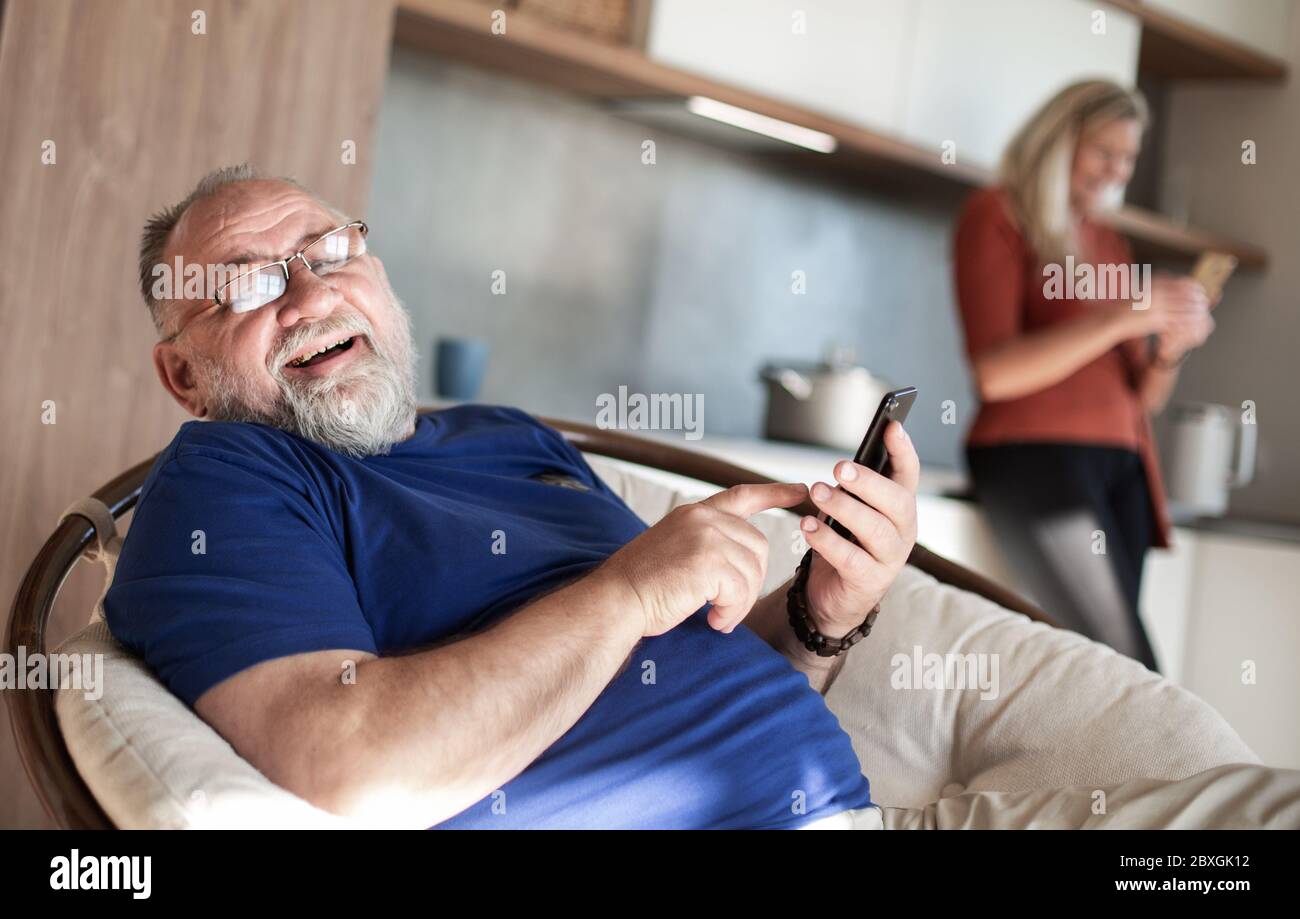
[{"xmin": 759, "ymin": 355, "xmax": 892, "ymax": 451}]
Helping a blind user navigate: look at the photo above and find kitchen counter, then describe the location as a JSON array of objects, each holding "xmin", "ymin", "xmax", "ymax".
[
  {"xmin": 1174, "ymin": 514, "xmax": 1300, "ymax": 545},
  {"xmin": 634, "ymin": 431, "xmax": 969, "ymax": 498},
  {"xmin": 455, "ymin": 395, "xmax": 1300, "ymax": 546},
  {"xmin": 633, "ymin": 430, "xmax": 1300, "ymax": 545}
]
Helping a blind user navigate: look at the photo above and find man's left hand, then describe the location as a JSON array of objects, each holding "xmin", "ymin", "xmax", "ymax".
[{"xmin": 799, "ymin": 420, "xmax": 920, "ymax": 638}]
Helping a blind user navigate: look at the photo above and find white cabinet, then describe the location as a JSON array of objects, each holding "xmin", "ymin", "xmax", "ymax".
[
  {"xmin": 900, "ymin": 0, "xmax": 1140, "ymax": 170},
  {"xmin": 647, "ymin": 0, "xmax": 1141, "ymax": 171},
  {"xmin": 1178, "ymin": 532, "xmax": 1300, "ymax": 770},
  {"xmin": 1144, "ymin": 0, "xmax": 1293, "ymax": 60},
  {"xmin": 646, "ymin": 0, "xmax": 913, "ymax": 134},
  {"xmin": 1137, "ymin": 528, "xmax": 1199, "ymax": 685}
]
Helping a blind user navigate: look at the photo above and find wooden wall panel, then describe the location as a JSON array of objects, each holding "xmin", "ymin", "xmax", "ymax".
[{"xmin": 0, "ymin": 0, "xmax": 396, "ymax": 828}]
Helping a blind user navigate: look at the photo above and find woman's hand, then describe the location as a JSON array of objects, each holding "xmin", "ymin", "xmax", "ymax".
[
  {"xmin": 1124, "ymin": 274, "xmax": 1209, "ymax": 338},
  {"xmin": 1148, "ymin": 274, "xmax": 1217, "ymax": 363},
  {"xmin": 799, "ymin": 421, "xmax": 919, "ymax": 638},
  {"xmin": 1155, "ymin": 307, "xmax": 1216, "ymax": 364}
]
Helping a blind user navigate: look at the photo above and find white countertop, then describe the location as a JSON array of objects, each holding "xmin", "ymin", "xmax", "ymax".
[
  {"xmin": 433, "ymin": 403, "xmax": 1300, "ymax": 545},
  {"xmin": 633, "ymin": 429, "xmax": 1300, "ymax": 544},
  {"xmin": 633, "ymin": 430, "xmax": 969, "ymax": 497}
]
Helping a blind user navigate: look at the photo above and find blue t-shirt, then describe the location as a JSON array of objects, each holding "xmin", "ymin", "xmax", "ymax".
[{"xmin": 105, "ymin": 404, "xmax": 873, "ymax": 828}]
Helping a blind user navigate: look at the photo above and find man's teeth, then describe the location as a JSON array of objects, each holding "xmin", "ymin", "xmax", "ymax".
[{"xmin": 289, "ymin": 337, "xmax": 353, "ymax": 367}]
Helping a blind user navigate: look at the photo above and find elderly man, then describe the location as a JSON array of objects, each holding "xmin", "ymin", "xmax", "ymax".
[
  {"xmin": 109, "ymin": 165, "xmax": 1299, "ymax": 832},
  {"xmin": 106, "ymin": 164, "xmax": 920, "ymax": 829}
]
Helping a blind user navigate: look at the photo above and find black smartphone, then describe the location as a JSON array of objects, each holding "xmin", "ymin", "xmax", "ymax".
[{"xmin": 819, "ymin": 386, "xmax": 917, "ymax": 544}]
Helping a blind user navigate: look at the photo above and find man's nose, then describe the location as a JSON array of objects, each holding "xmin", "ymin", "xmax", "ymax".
[{"xmin": 275, "ymin": 257, "xmax": 343, "ymax": 327}]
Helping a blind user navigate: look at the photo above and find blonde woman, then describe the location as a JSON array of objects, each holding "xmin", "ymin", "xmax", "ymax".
[{"xmin": 954, "ymin": 80, "xmax": 1216, "ymax": 671}]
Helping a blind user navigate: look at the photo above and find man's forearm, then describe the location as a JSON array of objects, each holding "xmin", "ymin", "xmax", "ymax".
[
  {"xmin": 746, "ymin": 577, "xmax": 849, "ymax": 695},
  {"xmin": 324, "ymin": 565, "xmax": 645, "ymax": 826}
]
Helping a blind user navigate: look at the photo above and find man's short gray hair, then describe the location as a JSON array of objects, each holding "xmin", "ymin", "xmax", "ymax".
[{"xmin": 138, "ymin": 163, "xmax": 345, "ymax": 336}]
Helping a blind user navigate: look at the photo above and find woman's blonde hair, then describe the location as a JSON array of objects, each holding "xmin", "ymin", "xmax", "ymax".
[{"xmin": 999, "ymin": 79, "xmax": 1149, "ymax": 266}]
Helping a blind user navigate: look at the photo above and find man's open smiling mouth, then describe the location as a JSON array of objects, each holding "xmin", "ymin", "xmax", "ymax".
[{"xmin": 284, "ymin": 334, "xmax": 364, "ymax": 374}]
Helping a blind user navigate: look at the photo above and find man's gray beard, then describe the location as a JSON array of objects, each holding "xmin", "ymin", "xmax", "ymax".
[{"xmin": 189, "ymin": 300, "xmax": 420, "ymax": 458}]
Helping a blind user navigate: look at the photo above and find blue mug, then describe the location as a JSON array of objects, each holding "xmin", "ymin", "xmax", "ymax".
[{"xmin": 435, "ymin": 337, "xmax": 490, "ymax": 400}]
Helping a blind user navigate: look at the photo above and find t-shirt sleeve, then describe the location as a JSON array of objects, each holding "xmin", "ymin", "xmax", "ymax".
[
  {"xmin": 104, "ymin": 449, "xmax": 379, "ymax": 709},
  {"xmin": 954, "ymin": 192, "xmax": 1028, "ymax": 361}
]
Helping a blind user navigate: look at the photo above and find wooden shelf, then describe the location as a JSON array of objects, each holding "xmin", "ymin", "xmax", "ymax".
[
  {"xmin": 1103, "ymin": 206, "xmax": 1267, "ymax": 269},
  {"xmin": 1107, "ymin": 0, "xmax": 1288, "ymax": 81},
  {"xmin": 394, "ymin": 0, "xmax": 986, "ymax": 194},
  {"xmin": 395, "ymin": 0, "xmax": 1269, "ymax": 269}
]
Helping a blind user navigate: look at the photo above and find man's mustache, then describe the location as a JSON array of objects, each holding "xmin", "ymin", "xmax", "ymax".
[{"xmin": 268, "ymin": 315, "xmax": 375, "ymax": 375}]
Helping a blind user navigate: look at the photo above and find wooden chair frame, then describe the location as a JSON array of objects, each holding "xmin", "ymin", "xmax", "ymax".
[{"xmin": 6, "ymin": 412, "xmax": 1050, "ymax": 829}]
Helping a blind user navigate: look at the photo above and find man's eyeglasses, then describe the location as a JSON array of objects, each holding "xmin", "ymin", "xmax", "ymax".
[{"xmin": 161, "ymin": 220, "xmax": 368, "ymax": 341}]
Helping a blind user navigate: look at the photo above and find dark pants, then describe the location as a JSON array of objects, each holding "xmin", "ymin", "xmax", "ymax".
[{"xmin": 965, "ymin": 443, "xmax": 1159, "ymax": 672}]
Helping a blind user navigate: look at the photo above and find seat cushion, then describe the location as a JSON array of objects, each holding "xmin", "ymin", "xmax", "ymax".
[
  {"xmin": 824, "ymin": 563, "xmax": 1261, "ymax": 809},
  {"xmin": 54, "ymin": 619, "xmax": 360, "ymax": 828}
]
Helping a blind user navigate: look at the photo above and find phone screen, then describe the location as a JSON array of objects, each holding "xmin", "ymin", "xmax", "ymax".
[{"xmin": 821, "ymin": 386, "xmax": 917, "ymax": 544}]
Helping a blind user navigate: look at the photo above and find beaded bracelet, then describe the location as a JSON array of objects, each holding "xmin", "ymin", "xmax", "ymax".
[{"xmin": 786, "ymin": 549, "xmax": 881, "ymax": 657}]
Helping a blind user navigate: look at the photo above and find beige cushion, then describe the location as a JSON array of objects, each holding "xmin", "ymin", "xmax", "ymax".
[
  {"xmin": 826, "ymin": 562, "xmax": 1262, "ymax": 809},
  {"xmin": 54, "ymin": 452, "xmax": 1261, "ymax": 828},
  {"xmin": 55, "ymin": 620, "xmax": 359, "ymax": 829}
]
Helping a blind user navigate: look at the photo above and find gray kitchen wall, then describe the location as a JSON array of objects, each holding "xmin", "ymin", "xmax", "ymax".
[
  {"xmin": 369, "ymin": 45, "xmax": 983, "ymax": 474},
  {"xmin": 1154, "ymin": 14, "xmax": 1300, "ymax": 528}
]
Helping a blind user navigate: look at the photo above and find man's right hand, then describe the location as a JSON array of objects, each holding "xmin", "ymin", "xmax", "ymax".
[{"xmin": 600, "ymin": 482, "xmax": 810, "ymax": 638}]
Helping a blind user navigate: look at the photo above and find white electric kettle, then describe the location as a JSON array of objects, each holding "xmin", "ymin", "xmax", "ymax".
[{"xmin": 1163, "ymin": 401, "xmax": 1257, "ymax": 520}]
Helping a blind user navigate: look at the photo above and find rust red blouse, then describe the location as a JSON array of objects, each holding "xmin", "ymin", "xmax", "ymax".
[{"xmin": 953, "ymin": 187, "xmax": 1173, "ymax": 549}]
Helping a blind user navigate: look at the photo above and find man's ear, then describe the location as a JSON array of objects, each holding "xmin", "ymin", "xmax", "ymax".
[{"xmin": 153, "ymin": 340, "xmax": 207, "ymax": 418}]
